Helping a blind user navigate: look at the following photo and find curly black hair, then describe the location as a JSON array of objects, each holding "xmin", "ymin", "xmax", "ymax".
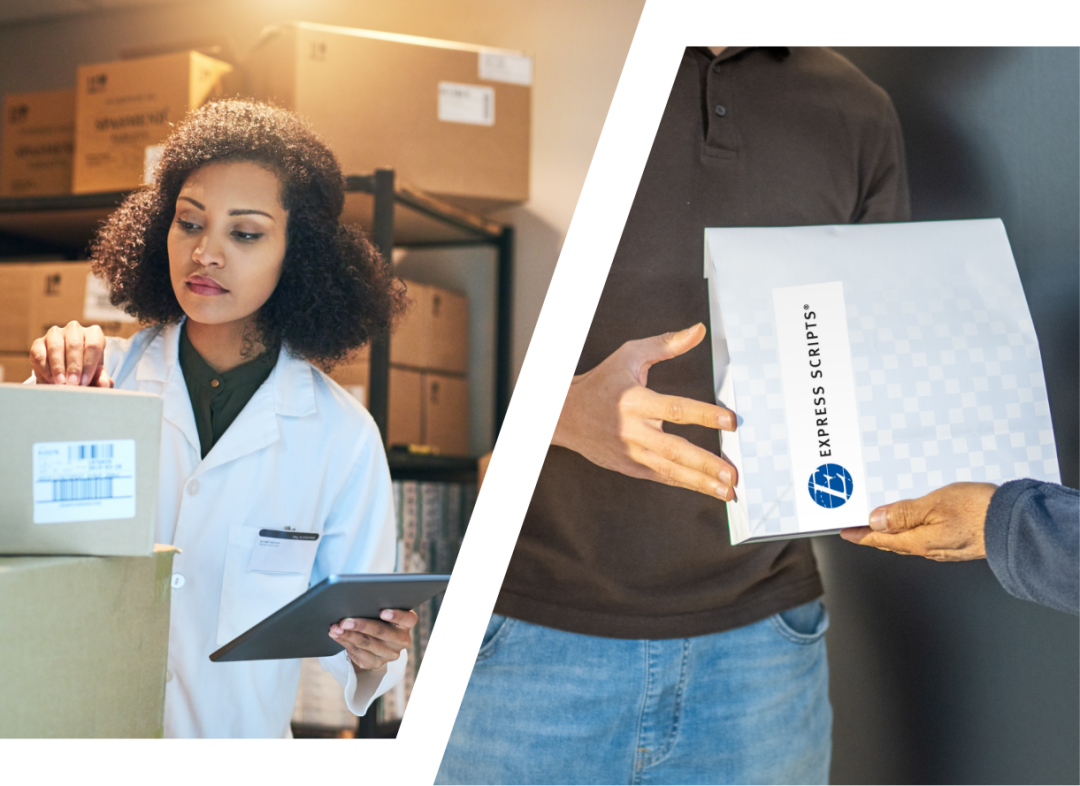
[{"xmin": 90, "ymin": 98, "xmax": 406, "ymax": 368}]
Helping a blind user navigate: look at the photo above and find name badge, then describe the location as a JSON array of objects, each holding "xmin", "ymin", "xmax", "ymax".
[{"xmin": 247, "ymin": 529, "xmax": 320, "ymax": 574}]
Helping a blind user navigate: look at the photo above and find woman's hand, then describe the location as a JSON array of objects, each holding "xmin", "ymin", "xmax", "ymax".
[
  {"xmin": 29, "ymin": 321, "xmax": 113, "ymax": 387},
  {"xmin": 329, "ymin": 608, "xmax": 417, "ymax": 674}
]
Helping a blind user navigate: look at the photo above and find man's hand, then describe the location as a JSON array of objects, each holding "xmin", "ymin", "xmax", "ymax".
[
  {"xmin": 329, "ymin": 608, "xmax": 417, "ymax": 674},
  {"xmin": 29, "ymin": 321, "xmax": 113, "ymax": 387},
  {"xmin": 840, "ymin": 482, "xmax": 998, "ymax": 561},
  {"xmin": 552, "ymin": 323, "xmax": 737, "ymax": 500}
]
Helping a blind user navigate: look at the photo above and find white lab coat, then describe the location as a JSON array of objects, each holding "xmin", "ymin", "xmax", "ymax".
[{"xmin": 100, "ymin": 320, "xmax": 404, "ymax": 738}]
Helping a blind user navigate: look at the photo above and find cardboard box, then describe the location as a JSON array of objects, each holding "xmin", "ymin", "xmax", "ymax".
[
  {"xmin": 390, "ymin": 281, "xmax": 428, "ymax": 369},
  {"xmin": 0, "ymin": 262, "xmax": 141, "ymax": 352},
  {"xmin": 388, "ymin": 366, "xmax": 423, "ymax": 447},
  {"xmin": 425, "ymin": 285, "xmax": 469, "ymax": 374},
  {"xmin": 392, "ymin": 281, "xmax": 468, "ymax": 373},
  {"xmin": 423, "ymin": 371, "xmax": 469, "ymax": 456},
  {"xmin": 0, "ymin": 545, "xmax": 175, "ymax": 737},
  {"xmin": 74, "ymin": 51, "xmax": 232, "ymax": 193},
  {"xmin": 244, "ymin": 22, "xmax": 530, "ymax": 212},
  {"xmin": 328, "ymin": 361, "xmax": 424, "ymax": 448},
  {"xmin": 0, "ymin": 352, "xmax": 32, "ymax": 384},
  {"xmin": 1, "ymin": 89, "xmax": 75, "ymax": 197},
  {"xmin": 0, "ymin": 383, "xmax": 162, "ymax": 556}
]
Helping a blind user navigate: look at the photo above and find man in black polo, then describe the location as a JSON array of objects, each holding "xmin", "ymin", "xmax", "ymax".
[{"xmin": 439, "ymin": 47, "xmax": 909, "ymax": 785}]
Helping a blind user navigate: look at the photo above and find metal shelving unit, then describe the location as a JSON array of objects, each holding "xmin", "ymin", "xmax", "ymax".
[{"xmin": 0, "ymin": 169, "xmax": 508, "ymax": 739}]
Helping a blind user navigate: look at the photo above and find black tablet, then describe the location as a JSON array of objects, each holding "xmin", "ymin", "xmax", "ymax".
[{"xmin": 209, "ymin": 573, "xmax": 451, "ymax": 662}]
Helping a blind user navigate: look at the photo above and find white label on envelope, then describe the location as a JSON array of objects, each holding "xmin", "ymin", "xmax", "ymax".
[
  {"xmin": 247, "ymin": 529, "xmax": 320, "ymax": 574},
  {"xmin": 478, "ymin": 52, "xmax": 533, "ymax": 85},
  {"xmin": 32, "ymin": 440, "xmax": 136, "ymax": 524},
  {"xmin": 438, "ymin": 82, "xmax": 495, "ymax": 126},
  {"xmin": 772, "ymin": 282, "xmax": 868, "ymax": 532}
]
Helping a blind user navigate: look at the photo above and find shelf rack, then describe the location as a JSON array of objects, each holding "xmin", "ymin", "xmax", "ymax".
[{"xmin": 0, "ymin": 168, "xmax": 514, "ymax": 482}]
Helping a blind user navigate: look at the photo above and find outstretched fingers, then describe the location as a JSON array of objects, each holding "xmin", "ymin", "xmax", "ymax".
[{"xmin": 633, "ymin": 388, "xmax": 736, "ymax": 431}]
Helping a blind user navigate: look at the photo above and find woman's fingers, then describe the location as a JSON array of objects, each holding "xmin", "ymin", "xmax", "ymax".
[
  {"xmin": 43, "ymin": 326, "xmax": 69, "ymax": 384},
  {"xmin": 378, "ymin": 608, "xmax": 419, "ymax": 630},
  {"xmin": 79, "ymin": 324, "xmax": 107, "ymax": 386},
  {"xmin": 328, "ymin": 615, "xmax": 414, "ymax": 671},
  {"xmin": 29, "ymin": 336, "xmax": 52, "ymax": 383},
  {"xmin": 28, "ymin": 322, "xmax": 108, "ymax": 386},
  {"xmin": 61, "ymin": 321, "xmax": 86, "ymax": 386}
]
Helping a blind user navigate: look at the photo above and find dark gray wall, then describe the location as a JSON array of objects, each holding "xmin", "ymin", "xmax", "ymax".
[{"xmin": 818, "ymin": 47, "xmax": 1079, "ymax": 785}]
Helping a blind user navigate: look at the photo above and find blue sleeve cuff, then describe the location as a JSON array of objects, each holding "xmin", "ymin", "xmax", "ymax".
[{"xmin": 984, "ymin": 479, "xmax": 1034, "ymax": 596}]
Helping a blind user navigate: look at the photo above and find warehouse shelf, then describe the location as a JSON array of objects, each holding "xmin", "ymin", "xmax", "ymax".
[{"xmin": 0, "ymin": 176, "xmax": 504, "ymax": 249}]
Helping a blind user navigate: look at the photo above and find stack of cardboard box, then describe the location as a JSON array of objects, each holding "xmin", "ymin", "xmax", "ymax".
[
  {"xmin": 0, "ymin": 261, "xmax": 140, "ymax": 383},
  {"xmin": 2, "ymin": 24, "xmax": 531, "ymax": 209},
  {"xmin": 0, "ymin": 383, "xmax": 173, "ymax": 737},
  {"xmin": 331, "ymin": 280, "xmax": 471, "ymax": 456}
]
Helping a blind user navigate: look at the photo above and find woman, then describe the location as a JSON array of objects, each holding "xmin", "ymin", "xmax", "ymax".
[{"xmin": 29, "ymin": 99, "xmax": 414, "ymax": 738}]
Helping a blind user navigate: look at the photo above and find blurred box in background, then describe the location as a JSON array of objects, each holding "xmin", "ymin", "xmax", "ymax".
[
  {"xmin": 1, "ymin": 89, "xmax": 75, "ymax": 197},
  {"xmin": 423, "ymin": 371, "xmax": 469, "ymax": 456},
  {"xmin": 391, "ymin": 281, "xmax": 468, "ymax": 373},
  {"xmin": 0, "ymin": 545, "xmax": 175, "ymax": 737},
  {"xmin": 73, "ymin": 51, "xmax": 232, "ymax": 193},
  {"xmin": 244, "ymin": 22, "xmax": 530, "ymax": 212},
  {"xmin": 0, "ymin": 353, "xmax": 32, "ymax": 384},
  {"xmin": 389, "ymin": 366, "xmax": 424, "ymax": 447},
  {"xmin": 328, "ymin": 279, "xmax": 470, "ymax": 454},
  {"xmin": 0, "ymin": 261, "xmax": 141, "ymax": 352}
]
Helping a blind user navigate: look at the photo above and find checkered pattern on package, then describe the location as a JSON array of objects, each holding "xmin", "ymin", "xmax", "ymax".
[{"xmin": 711, "ymin": 221, "xmax": 1058, "ymax": 540}]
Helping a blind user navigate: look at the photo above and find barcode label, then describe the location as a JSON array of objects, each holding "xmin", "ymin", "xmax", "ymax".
[
  {"xmin": 68, "ymin": 443, "xmax": 113, "ymax": 461},
  {"xmin": 50, "ymin": 477, "xmax": 114, "ymax": 501},
  {"xmin": 33, "ymin": 440, "xmax": 136, "ymax": 524}
]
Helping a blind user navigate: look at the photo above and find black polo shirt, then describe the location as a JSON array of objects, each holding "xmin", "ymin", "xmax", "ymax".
[{"xmin": 497, "ymin": 47, "xmax": 911, "ymax": 639}]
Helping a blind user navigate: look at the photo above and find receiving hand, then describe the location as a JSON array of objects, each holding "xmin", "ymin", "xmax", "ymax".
[
  {"xmin": 840, "ymin": 482, "xmax": 998, "ymax": 561},
  {"xmin": 29, "ymin": 321, "xmax": 113, "ymax": 387},
  {"xmin": 329, "ymin": 608, "xmax": 417, "ymax": 673},
  {"xmin": 552, "ymin": 323, "xmax": 738, "ymax": 500}
]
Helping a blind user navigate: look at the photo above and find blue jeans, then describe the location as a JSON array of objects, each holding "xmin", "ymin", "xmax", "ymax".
[{"xmin": 436, "ymin": 600, "xmax": 831, "ymax": 785}]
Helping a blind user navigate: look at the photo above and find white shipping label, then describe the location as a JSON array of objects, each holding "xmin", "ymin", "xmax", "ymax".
[
  {"xmin": 478, "ymin": 52, "xmax": 533, "ymax": 85},
  {"xmin": 772, "ymin": 282, "xmax": 868, "ymax": 532},
  {"xmin": 83, "ymin": 272, "xmax": 137, "ymax": 323},
  {"xmin": 32, "ymin": 440, "xmax": 136, "ymax": 524},
  {"xmin": 438, "ymin": 82, "xmax": 495, "ymax": 126}
]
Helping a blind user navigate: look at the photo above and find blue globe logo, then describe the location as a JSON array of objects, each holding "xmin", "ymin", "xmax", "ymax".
[{"xmin": 808, "ymin": 463, "xmax": 854, "ymax": 508}]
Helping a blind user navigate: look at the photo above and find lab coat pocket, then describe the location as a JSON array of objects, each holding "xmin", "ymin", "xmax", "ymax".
[{"xmin": 215, "ymin": 524, "xmax": 318, "ymax": 648}]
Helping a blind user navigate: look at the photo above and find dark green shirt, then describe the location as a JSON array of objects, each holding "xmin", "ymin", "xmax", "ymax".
[{"xmin": 178, "ymin": 324, "xmax": 277, "ymax": 459}]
